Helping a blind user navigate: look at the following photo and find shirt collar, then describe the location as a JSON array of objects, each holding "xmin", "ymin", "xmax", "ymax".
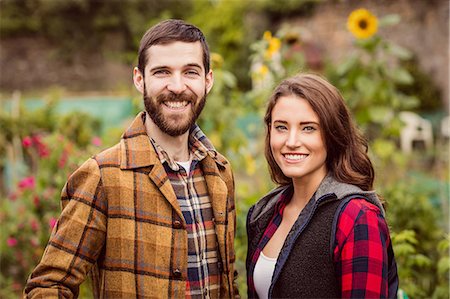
[{"xmin": 146, "ymin": 118, "xmax": 219, "ymax": 172}]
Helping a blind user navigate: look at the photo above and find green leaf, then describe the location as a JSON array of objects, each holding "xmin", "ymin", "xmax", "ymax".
[
  {"xmin": 336, "ymin": 56, "xmax": 358, "ymax": 76},
  {"xmin": 372, "ymin": 139, "xmax": 397, "ymax": 160},
  {"xmin": 437, "ymin": 257, "xmax": 450, "ymax": 275},
  {"xmin": 379, "ymin": 14, "xmax": 401, "ymax": 27},
  {"xmin": 389, "ymin": 69, "xmax": 414, "ymax": 84},
  {"xmin": 386, "ymin": 43, "xmax": 412, "ymax": 60},
  {"xmin": 368, "ymin": 106, "xmax": 393, "ymax": 124}
]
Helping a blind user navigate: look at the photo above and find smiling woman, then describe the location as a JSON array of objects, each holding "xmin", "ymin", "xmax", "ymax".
[{"xmin": 246, "ymin": 73, "xmax": 399, "ymax": 299}]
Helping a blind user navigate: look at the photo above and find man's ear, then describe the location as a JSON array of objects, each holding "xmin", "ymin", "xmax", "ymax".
[
  {"xmin": 133, "ymin": 67, "xmax": 144, "ymax": 94},
  {"xmin": 205, "ymin": 70, "xmax": 214, "ymax": 94}
]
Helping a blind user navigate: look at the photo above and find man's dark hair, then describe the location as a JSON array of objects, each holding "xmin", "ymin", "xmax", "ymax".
[{"xmin": 137, "ymin": 19, "xmax": 210, "ymax": 76}]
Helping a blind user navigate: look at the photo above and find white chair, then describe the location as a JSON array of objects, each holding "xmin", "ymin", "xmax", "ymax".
[{"xmin": 399, "ymin": 111, "xmax": 434, "ymax": 153}]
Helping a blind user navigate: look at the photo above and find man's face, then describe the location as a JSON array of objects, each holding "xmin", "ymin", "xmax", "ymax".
[{"xmin": 134, "ymin": 41, "xmax": 213, "ymax": 137}]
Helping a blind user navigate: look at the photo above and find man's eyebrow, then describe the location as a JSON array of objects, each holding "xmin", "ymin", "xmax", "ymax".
[
  {"xmin": 185, "ymin": 63, "xmax": 202, "ymax": 69},
  {"xmin": 148, "ymin": 66, "xmax": 168, "ymax": 72},
  {"xmin": 149, "ymin": 63, "xmax": 203, "ymax": 72}
]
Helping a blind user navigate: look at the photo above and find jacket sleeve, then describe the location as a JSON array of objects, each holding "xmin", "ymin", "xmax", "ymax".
[
  {"xmin": 229, "ymin": 169, "xmax": 240, "ymax": 298},
  {"xmin": 333, "ymin": 198, "xmax": 395, "ymax": 298},
  {"xmin": 24, "ymin": 158, "xmax": 107, "ymax": 298}
]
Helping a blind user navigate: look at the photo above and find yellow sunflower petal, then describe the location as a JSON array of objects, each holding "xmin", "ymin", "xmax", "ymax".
[{"xmin": 347, "ymin": 8, "xmax": 378, "ymax": 39}]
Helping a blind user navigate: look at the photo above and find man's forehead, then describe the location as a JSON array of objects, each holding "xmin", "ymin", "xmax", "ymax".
[{"xmin": 145, "ymin": 41, "xmax": 204, "ymax": 69}]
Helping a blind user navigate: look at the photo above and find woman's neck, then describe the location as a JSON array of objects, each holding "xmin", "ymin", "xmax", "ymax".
[{"xmin": 290, "ymin": 172, "xmax": 327, "ymax": 209}]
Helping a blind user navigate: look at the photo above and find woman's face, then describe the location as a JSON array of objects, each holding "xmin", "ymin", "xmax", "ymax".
[{"xmin": 270, "ymin": 95, "xmax": 327, "ymax": 185}]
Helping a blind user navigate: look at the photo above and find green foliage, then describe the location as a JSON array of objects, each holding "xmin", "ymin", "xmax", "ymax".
[
  {"xmin": 0, "ymin": 132, "xmax": 99, "ymax": 298},
  {"xmin": 397, "ymin": 56, "xmax": 443, "ymax": 112},
  {"xmin": 0, "ymin": 0, "xmax": 192, "ymax": 62},
  {"xmin": 0, "ymin": 4, "xmax": 447, "ymax": 298},
  {"xmin": 254, "ymin": 0, "xmax": 321, "ymax": 16},
  {"xmin": 189, "ymin": 0, "xmax": 254, "ymax": 89}
]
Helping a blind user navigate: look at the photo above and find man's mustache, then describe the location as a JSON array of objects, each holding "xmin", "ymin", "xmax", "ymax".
[{"xmin": 156, "ymin": 92, "xmax": 195, "ymax": 103}]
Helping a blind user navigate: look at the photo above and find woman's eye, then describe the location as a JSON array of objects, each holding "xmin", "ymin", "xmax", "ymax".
[
  {"xmin": 303, "ymin": 126, "xmax": 316, "ymax": 132},
  {"xmin": 275, "ymin": 125, "xmax": 287, "ymax": 131}
]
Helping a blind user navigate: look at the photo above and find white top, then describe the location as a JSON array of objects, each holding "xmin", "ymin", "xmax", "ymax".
[
  {"xmin": 254, "ymin": 251, "xmax": 277, "ymax": 299},
  {"xmin": 177, "ymin": 160, "xmax": 191, "ymax": 174}
]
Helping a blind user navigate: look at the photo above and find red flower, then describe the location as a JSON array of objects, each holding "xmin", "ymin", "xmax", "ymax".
[
  {"xmin": 18, "ymin": 176, "xmax": 35, "ymax": 190},
  {"xmin": 30, "ymin": 219, "xmax": 40, "ymax": 232},
  {"xmin": 92, "ymin": 136, "xmax": 102, "ymax": 147},
  {"xmin": 7, "ymin": 237, "xmax": 18, "ymax": 247},
  {"xmin": 22, "ymin": 136, "xmax": 33, "ymax": 148},
  {"xmin": 49, "ymin": 217, "xmax": 58, "ymax": 229},
  {"xmin": 33, "ymin": 195, "xmax": 40, "ymax": 207}
]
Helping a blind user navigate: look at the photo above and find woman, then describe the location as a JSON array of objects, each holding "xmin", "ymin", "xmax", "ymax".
[{"xmin": 246, "ymin": 73, "xmax": 398, "ymax": 298}]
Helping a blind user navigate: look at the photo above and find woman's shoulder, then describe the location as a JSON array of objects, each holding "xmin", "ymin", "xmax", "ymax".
[{"xmin": 247, "ymin": 185, "xmax": 291, "ymax": 221}]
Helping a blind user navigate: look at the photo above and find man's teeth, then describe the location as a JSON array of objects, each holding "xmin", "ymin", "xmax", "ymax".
[
  {"xmin": 164, "ymin": 101, "xmax": 188, "ymax": 108},
  {"xmin": 284, "ymin": 154, "xmax": 307, "ymax": 160}
]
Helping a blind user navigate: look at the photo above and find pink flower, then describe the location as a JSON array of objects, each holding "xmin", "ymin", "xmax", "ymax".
[
  {"xmin": 8, "ymin": 192, "xmax": 18, "ymax": 201},
  {"xmin": 92, "ymin": 136, "xmax": 102, "ymax": 147},
  {"xmin": 37, "ymin": 144, "xmax": 50, "ymax": 158},
  {"xmin": 18, "ymin": 176, "xmax": 35, "ymax": 190},
  {"xmin": 30, "ymin": 238, "xmax": 39, "ymax": 247},
  {"xmin": 7, "ymin": 237, "xmax": 18, "ymax": 247},
  {"xmin": 22, "ymin": 136, "xmax": 33, "ymax": 148},
  {"xmin": 49, "ymin": 217, "xmax": 58, "ymax": 229},
  {"xmin": 30, "ymin": 219, "xmax": 40, "ymax": 232},
  {"xmin": 58, "ymin": 151, "xmax": 68, "ymax": 168},
  {"xmin": 33, "ymin": 195, "xmax": 40, "ymax": 207}
]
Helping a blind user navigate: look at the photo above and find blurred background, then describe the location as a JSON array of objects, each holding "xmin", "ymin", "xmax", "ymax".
[{"xmin": 0, "ymin": 0, "xmax": 448, "ymax": 298}]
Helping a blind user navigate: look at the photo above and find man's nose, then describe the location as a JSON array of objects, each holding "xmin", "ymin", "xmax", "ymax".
[{"xmin": 167, "ymin": 75, "xmax": 187, "ymax": 94}]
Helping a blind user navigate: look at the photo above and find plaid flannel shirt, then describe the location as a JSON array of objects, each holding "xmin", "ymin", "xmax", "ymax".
[
  {"xmin": 149, "ymin": 125, "xmax": 222, "ymax": 298},
  {"xmin": 248, "ymin": 188, "xmax": 393, "ymax": 298},
  {"xmin": 24, "ymin": 112, "xmax": 239, "ymax": 299}
]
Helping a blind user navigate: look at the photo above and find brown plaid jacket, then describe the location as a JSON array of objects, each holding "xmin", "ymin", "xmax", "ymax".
[{"xmin": 24, "ymin": 112, "xmax": 238, "ymax": 298}]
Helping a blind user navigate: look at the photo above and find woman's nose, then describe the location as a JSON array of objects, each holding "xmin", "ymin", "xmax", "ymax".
[{"xmin": 285, "ymin": 131, "xmax": 301, "ymax": 148}]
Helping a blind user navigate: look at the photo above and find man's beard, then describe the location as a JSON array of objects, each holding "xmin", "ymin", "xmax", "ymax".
[{"xmin": 144, "ymin": 87, "xmax": 206, "ymax": 137}]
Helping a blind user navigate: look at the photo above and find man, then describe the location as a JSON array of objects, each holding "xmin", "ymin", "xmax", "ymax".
[{"xmin": 24, "ymin": 19, "xmax": 239, "ymax": 298}]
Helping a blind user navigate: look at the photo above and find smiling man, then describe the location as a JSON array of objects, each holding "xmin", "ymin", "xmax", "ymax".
[{"xmin": 24, "ymin": 19, "xmax": 239, "ymax": 299}]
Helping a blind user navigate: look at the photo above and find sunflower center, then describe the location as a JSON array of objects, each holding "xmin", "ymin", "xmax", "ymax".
[{"xmin": 358, "ymin": 19, "xmax": 368, "ymax": 29}]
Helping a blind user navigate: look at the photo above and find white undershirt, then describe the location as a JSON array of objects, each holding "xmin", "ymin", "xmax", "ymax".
[
  {"xmin": 254, "ymin": 251, "xmax": 277, "ymax": 299},
  {"xmin": 177, "ymin": 160, "xmax": 191, "ymax": 174}
]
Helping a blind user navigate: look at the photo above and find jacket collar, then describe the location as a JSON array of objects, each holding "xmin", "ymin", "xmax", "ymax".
[
  {"xmin": 250, "ymin": 173, "xmax": 384, "ymax": 224},
  {"xmin": 119, "ymin": 111, "xmax": 227, "ymax": 169}
]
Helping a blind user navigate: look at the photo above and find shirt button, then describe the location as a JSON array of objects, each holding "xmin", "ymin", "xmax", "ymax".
[
  {"xmin": 173, "ymin": 220, "xmax": 182, "ymax": 229},
  {"xmin": 173, "ymin": 268, "xmax": 182, "ymax": 279}
]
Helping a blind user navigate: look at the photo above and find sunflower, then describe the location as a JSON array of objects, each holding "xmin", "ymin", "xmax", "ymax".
[{"xmin": 347, "ymin": 8, "xmax": 378, "ymax": 39}]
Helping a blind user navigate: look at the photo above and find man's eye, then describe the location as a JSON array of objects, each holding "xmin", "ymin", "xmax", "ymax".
[
  {"xmin": 153, "ymin": 70, "xmax": 169, "ymax": 75},
  {"xmin": 186, "ymin": 70, "xmax": 200, "ymax": 76}
]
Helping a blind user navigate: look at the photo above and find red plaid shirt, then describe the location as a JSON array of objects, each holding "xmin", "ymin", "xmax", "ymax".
[{"xmin": 249, "ymin": 190, "xmax": 393, "ymax": 298}]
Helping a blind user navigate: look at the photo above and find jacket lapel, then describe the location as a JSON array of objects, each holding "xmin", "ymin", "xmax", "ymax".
[
  {"xmin": 201, "ymin": 154, "xmax": 228, "ymax": 264},
  {"xmin": 119, "ymin": 112, "xmax": 182, "ymax": 220}
]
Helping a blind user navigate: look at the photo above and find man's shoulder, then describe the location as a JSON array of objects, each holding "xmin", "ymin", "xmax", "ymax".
[{"xmin": 92, "ymin": 141, "xmax": 122, "ymax": 167}]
